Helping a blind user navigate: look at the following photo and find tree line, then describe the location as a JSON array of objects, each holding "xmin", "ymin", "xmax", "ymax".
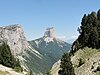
[{"xmin": 71, "ymin": 9, "xmax": 100, "ymax": 54}]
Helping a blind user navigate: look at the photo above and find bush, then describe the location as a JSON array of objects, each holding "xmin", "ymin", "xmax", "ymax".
[
  {"xmin": 97, "ymin": 66, "xmax": 100, "ymax": 71},
  {"xmin": 78, "ymin": 58, "xmax": 85, "ymax": 67},
  {"xmin": 26, "ymin": 70, "xmax": 33, "ymax": 75},
  {"xmin": 47, "ymin": 70, "xmax": 51, "ymax": 75},
  {"xmin": 14, "ymin": 66, "xmax": 23, "ymax": 72}
]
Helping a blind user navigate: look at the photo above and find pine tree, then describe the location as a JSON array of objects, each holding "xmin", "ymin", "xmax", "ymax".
[
  {"xmin": 58, "ymin": 53, "xmax": 75, "ymax": 75},
  {"xmin": 0, "ymin": 41, "xmax": 22, "ymax": 72},
  {"xmin": 71, "ymin": 9, "xmax": 100, "ymax": 55},
  {"xmin": 97, "ymin": 9, "xmax": 100, "ymax": 20}
]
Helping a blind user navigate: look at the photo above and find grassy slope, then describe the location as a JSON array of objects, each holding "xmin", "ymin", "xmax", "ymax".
[
  {"xmin": 0, "ymin": 70, "xmax": 8, "ymax": 75},
  {"xmin": 0, "ymin": 65, "xmax": 24, "ymax": 75},
  {"xmin": 71, "ymin": 47, "xmax": 100, "ymax": 75}
]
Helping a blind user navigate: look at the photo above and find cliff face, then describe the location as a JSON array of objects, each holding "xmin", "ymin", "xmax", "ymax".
[
  {"xmin": 43, "ymin": 27, "xmax": 56, "ymax": 43},
  {"xmin": 0, "ymin": 24, "xmax": 29, "ymax": 56},
  {"xmin": 44, "ymin": 27, "xmax": 56, "ymax": 38},
  {"xmin": 0, "ymin": 24, "xmax": 44, "ymax": 74}
]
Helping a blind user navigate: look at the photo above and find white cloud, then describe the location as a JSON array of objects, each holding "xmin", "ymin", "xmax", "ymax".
[
  {"xmin": 66, "ymin": 35, "xmax": 78, "ymax": 44},
  {"xmin": 57, "ymin": 35, "xmax": 79, "ymax": 44},
  {"xmin": 70, "ymin": 35, "xmax": 78, "ymax": 40},
  {"xmin": 57, "ymin": 36, "xmax": 67, "ymax": 41}
]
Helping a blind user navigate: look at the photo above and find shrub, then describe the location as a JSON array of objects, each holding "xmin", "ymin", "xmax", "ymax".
[
  {"xmin": 78, "ymin": 58, "xmax": 85, "ymax": 67},
  {"xmin": 97, "ymin": 66, "xmax": 100, "ymax": 71}
]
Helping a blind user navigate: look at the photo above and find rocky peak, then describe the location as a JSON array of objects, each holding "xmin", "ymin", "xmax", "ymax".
[
  {"xmin": 43, "ymin": 27, "xmax": 56, "ymax": 43},
  {"xmin": 44, "ymin": 27, "xmax": 56, "ymax": 38},
  {"xmin": 0, "ymin": 24, "xmax": 29, "ymax": 56}
]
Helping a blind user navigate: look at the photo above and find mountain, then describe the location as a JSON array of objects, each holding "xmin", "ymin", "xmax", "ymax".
[
  {"xmin": 29, "ymin": 27, "xmax": 71, "ymax": 74},
  {"xmin": 0, "ymin": 25, "xmax": 71, "ymax": 75},
  {"xmin": 0, "ymin": 25, "xmax": 42, "ymax": 74},
  {"xmin": 0, "ymin": 25, "xmax": 30, "ymax": 56}
]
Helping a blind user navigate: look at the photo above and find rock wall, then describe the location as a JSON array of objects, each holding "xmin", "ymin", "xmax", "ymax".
[
  {"xmin": 0, "ymin": 24, "xmax": 29, "ymax": 56},
  {"xmin": 44, "ymin": 27, "xmax": 56, "ymax": 38}
]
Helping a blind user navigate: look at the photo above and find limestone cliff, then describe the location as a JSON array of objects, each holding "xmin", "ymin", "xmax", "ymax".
[
  {"xmin": 0, "ymin": 24, "xmax": 29, "ymax": 56},
  {"xmin": 44, "ymin": 27, "xmax": 56, "ymax": 38}
]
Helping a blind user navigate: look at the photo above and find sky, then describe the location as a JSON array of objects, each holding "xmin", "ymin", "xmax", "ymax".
[{"xmin": 0, "ymin": 0, "xmax": 100, "ymax": 43}]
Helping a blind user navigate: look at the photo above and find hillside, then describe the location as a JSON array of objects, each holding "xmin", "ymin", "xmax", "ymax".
[
  {"xmin": 0, "ymin": 65, "xmax": 25, "ymax": 75},
  {"xmin": 50, "ymin": 48, "xmax": 100, "ymax": 75},
  {"xmin": 71, "ymin": 47, "xmax": 100, "ymax": 75},
  {"xmin": 70, "ymin": 9, "xmax": 100, "ymax": 75},
  {"xmin": 50, "ymin": 9, "xmax": 100, "ymax": 75},
  {"xmin": 71, "ymin": 9, "xmax": 100, "ymax": 54}
]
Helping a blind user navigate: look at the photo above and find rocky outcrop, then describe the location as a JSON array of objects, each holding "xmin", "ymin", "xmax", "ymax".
[
  {"xmin": 50, "ymin": 60, "xmax": 60, "ymax": 75},
  {"xmin": 0, "ymin": 24, "xmax": 29, "ymax": 56},
  {"xmin": 43, "ymin": 27, "xmax": 56, "ymax": 43},
  {"xmin": 71, "ymin": 47, "xmax": 100, "ymax": 75},
  {"xmin": 44, "ymin": 27, "xmax": 56, "ymax": 38}
]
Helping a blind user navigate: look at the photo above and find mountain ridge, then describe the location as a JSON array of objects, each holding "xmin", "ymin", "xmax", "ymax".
[{"xmin": 28, "ymin": 27, "xmax": 71, "ymax": 74}]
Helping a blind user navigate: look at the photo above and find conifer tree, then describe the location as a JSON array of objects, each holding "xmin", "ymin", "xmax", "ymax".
[
  {"xmin": 71, "ymin": 9, "xmax": 100, "ymax": 54},
  {"xmin": 0, "ymin": 41, "xmax": 22, "ymax": 72},
  {"xmin": 58, "ymin": 53, "xmax": 75, "ymax": 75}
]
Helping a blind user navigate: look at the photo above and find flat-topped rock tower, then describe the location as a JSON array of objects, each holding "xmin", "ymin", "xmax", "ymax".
[{"xmin": 44, "ymin": 27, "xmax": 56, "ymax": 38}]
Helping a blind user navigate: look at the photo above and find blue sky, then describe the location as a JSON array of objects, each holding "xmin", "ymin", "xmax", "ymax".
[{"xmin": 0, "ymin": 0, "xmax": 100, "ymax": 43}]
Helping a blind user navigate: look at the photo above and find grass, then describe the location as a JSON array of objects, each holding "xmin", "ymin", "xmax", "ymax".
[
  {"xmin": 72, "ymin": 47, "xmax": 98, "ymax": 67},
  {"xmin": 77, "ymin": 47, "xmax": 98, "ymax": 60},
  {"xmin": 96, "ymin": 72, "xmax": 100, "ymax": 75},
  {"xmin": 72, "ymin": 47, "xmax": 99, "ymax": 66},
  {"xmin": 71, "ymin": 47, "xmax": 100, "ymax": 75},
  {"xmin": 0, "ymin": 70, "xmax": 9, "ymax": 75}
]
